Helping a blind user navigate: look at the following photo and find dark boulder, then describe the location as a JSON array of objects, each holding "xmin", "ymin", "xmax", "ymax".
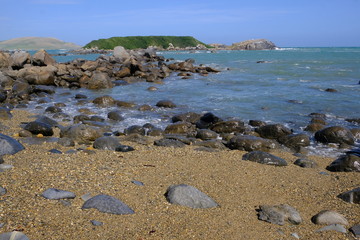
[
  {"xmin": 294, "ymin": 158, "xmax": 318, "ymax": 168},
  {"xmin": 210, "ymin": 120, "xmax": 246, "ymax": 134},
  {"xmin": 326, "ymin": 150, "xmax": 360, "ymax": 172},
  {"xmin": 242, "ymin": 151, "xmax": 288, "ymax": 166},
  {"xmin": 249, "ymin": 120, "xmax": 266, "ymax": 127},
  {"xmin": 172, "ymin": 112, "xmax": 201, "ymax": 124},
  {"xmin": 194, "ymin": 139, "xmax": 227, "ymax": 150},
  {"xmin": 93, "ymin": 95, "xmax": 116, "ymax": 107},
  {"xmin": 0, "ymin": 133, "xmax": 25, "ymax": 156},
  {"xmin": 196, "ymin": 112, "xmax": 223, "ymax": 129},
  {"xmin": 93, "ymin": 136, "xmax": 121, "ymax": 150},
  {"xmin": 315, "ymin": 126, "xmax": 355, "ymax": 145},
  {"xmin": 24, "ymin": 121, "xmax": 54, "ymax": 136},
  {"xmin": 164, "ymin": 122, "xmax": 197, "ymax": 137},
  {"xmin": 154, "ymin": 139, "xmax": 186, "ymax": 148},
  {"xmin": 196, "ymin": 129, "xmax": 218, "ymax": 140},
  {"xmin": 107, "ymin": 111, "xmax": 124, "ymax": 121},
  {"xmin": 256, "ymin": 124, "xmax": 292, "ymax": 140},
  {"xmin": 45, "ymin": 106, "xmax": 62, "ymax": 114},
  {"xmin": 156, "ymin": 100, "xmax": 176, "ymax": 108},
  {"xmin": 338, "ymin": 187, "xmax": 360, "ymax": 204},
  {"xmin": 278, "ymin": 133, "xmax": 310, "ymax": 151},
  {"xmin": 60, "ymin": 124, "xmax": 104, "ymax": 144},
  {"xmin": 124, "ymin": 125, "xmax": 146, "ymax": 136},
  {"xmin": 304, "ymin": 123, "xmax": 324, "ymax": 132},
  {"xmin": 227, "ymin": 135, "xmax": 277, "ymax": 152}
]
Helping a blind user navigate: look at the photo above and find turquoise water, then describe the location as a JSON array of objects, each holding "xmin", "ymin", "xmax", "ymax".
[{"xmin": 31, "ymin": 48, "xmax": 360, "ymax": 154}]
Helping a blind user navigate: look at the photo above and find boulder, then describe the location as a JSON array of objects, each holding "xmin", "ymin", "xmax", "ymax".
[
  {"xmin": 0, "ymin": 231, "xmax": 30, "ymax": 240},
  {"xmin": 156, "ymin": 100, "xmax": 176, "ymax": 108},
  {"xmin": 113, "ymin": 46, "xmax": 131, "ymax": 61},
  {"xmin": 92, "ymin": 95, "xmax": 116, "ymax": 107},
  {"xmin": 80, "ymin": 61, "xmax": 98, "ymax": 71},
  {"xmin": 242, "ymin": 151, "xmax": 288, "ymax": 166},
  {"xmin": 231, "ymin": 39, "xmax": 277, "ymax": 50},
  {"xmin": 196, "ymin": 112, "xmax": 223, "ymax": 129},
  {"xmin": 60, "ymin": 124, "xmax": 103, "ymax": 144},
  {"xmin": 278, "ymin": 133, "xmax": 310, "ymax": 150},
  {"xmin": 9, "ymin": 51, "xmax": 30, "ymax": 69},
  {"xmin": 87, "ymin": 71, "xmax": 113, "ymax": 89},
  {"xmin": 164, "ymin": 122, "xmax": 197, "ymax": 137},
  {"xmin": 249, "ymin": 120, "xmax": 266, "ymax": 127},
  {"xmin": 32, "ymin": 49, "xmax": 56, "ymax": 66},
  {"xmin": 315, "ymin": 126, "xmax": 355, "ymax": 145},
  {"xmin": 304, "ymin": 123, "xmax": 325, "ymax": 132},
  {"xmin": 326, "ymin": 150, "xmax": 360, "ymax": 172},
  {"xmin": 82, "ymin": 194, "xmax": 134, "ymax": 215},
  {"xmin": 17, "ymin": 65, "xmax": 57, "ymax": 85},
  {"xmin": 93, "ymin": 136, "xmax": 121, "ymax": 150},
  {"xmin": 194, "ymin": 139, "xmax": 227, "ymax": 150},
  {"xmin": 294, "ymin": 158, "xmax": 318, "ymax": 168},
  {"xmin": 107, "ymin": 111, "xmax": 124, "ymax": 121},
  {"xmin": 0, "ymin": 133, "xmax": 25, "ymax": 156},
  {"xmin": 196, "ymin": 129, "xmax": 218, "ymax": 140},
  {"xmin": 124, "ymin": 125, "xmax": 146, "ymax": 136},
  {"xmin": 24, "ymin": 121, "xmax": 54, "ymax": 136},
  {"xmin": 154, "ymin": 138, "xmax": 186, "ymax": 148},
  {"xmin": 172, "ymin": 112, "xmax": 201, "ymax": 124},
  {"xmin": 227, "ymin": 135, "xmax": 277, "ymax": 152},
  {"xmin": 256, "ymin": 124, "xmax": 292, "ymax": 140},
  {"xmin": 311, "ymin": 210, "xmax": 349, "ymax": 225},
  {"xmin": 338, "ymin": 187, "xmax": 360, "ymax": 204},
  {"xmin": 210, "ymin": 120, "xmax": 246, "ymax": 134},
  {"xmin": 258, "ymin": 204, "xmax": 302, "ymax": 225},
  {"xmin": 165, "ymin": 184, "xmax": 219, "ymax": 209},
  {"xmin": 0, "ymin": 51, "xmax": 10, "ymax": 68}
]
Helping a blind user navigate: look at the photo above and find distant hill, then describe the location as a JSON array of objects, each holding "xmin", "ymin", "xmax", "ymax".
[
  {"xmin": 84, "ymin": 36, "xmax": 209, "ymax": 50},
  {"xmin": 0, "ymin": 37, "xmax": 81, "ymax": 50}
]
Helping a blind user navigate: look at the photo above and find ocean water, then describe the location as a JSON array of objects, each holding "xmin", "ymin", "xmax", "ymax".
[{"xmin": 28, "ymin": 48, "xmax": 360, "ymax": 155}]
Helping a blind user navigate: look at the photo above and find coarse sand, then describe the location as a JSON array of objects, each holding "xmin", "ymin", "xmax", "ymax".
[{"xmin": 0, "ymin": 110, "xmax": 359, "ymax": 240}]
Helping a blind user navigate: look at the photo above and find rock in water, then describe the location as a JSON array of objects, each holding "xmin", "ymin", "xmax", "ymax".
[
  {"xmin": 258, "ymin": 204, "xmax": 302, "ymax": 225},
  {"xmin": 165, "ymin": 184, "xmax": 219, "ymax": 209},
  {"xmin": 0, "ymin": 133, "xmax": 25, "ymax": 156},
  {"xmin": 82, "ymin": 194, "xmax": 135, "ymax": 215},
  {"xmin": 41, "ymin": 188, "xmax": 76, "ymax": 200},
  {"xmin": 337, "ymin": 187, "xmax": 360, "ymax": 204},
  {"xmin": 311, "ymin": 210, "xmax": 349, "ymax": 225},
  {"xmin": 242, "ymin": 151, "xmax": 288, "ymax": 166},
  {"xmin": 0, "ymin": 231, "xmax": 30, "ymax": 240}
]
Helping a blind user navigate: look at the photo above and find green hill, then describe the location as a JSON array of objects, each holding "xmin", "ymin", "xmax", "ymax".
[
  {"xmin": 84, "ymin": 36, "xmax": 209, "ymax": 50},
  {"xmin": 0, "ymin": 37, "xmax": 81, "ymax": 50}
]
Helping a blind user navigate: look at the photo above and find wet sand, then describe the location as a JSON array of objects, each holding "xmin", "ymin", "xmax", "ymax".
[{"xmin": 0, "ymin": 110, "xmax": 359, "ymax": 239}]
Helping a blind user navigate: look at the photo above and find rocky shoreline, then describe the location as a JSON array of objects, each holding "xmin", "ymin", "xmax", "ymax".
[{"xmin": 0, "ymin": 47, "xmax": 359, "ymax": 239}]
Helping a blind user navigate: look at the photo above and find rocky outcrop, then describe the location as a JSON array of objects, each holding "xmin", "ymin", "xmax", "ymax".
[{"xmin": 230, "ymin": 39, "xmax": 277, "ymax": 50}]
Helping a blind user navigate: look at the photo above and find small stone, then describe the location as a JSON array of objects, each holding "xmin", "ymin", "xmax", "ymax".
[
  {"xmin": 165, "ymin": 184, "xmax": 219, "ymax": 209},
  {"xmin": 350, "ymin": 224, "xmax": 360, "ymax": 238},
  {"xmin": 65, "ymin": 149, "xmax": 77, "ymax": 154},
  {"xmin": 59, "ymin": 199, "xmax": 72, "ymax": 206},
  {"xmin": 291, "ymin": 233, "xmax": 300, "ymax": 239},
  {"xmin": 42, "ymin": 188, "xmax": 76, "ymax": 200},
  {"xmin": 315, "ymin": 224, "xmax": 347, "ymax": 233},
  {"xmin": 82, "ymin": 194, "xmax": 135, "ymax": 215},
  {"xmin": 0, "ymin": 231, "xmax": 30, "ymax": 240},
  {"xmin": 0, "ymin": 186, "xmax": 6, "ymax": 196},
  {"xmin": 131, "ymin": 180, "xmax": 144, "ymax": 186},
  {"xmin": 311, "ymin": 210, "xmax": 348, "ymax": 225},
  {"xmin": 258, "ymin": 204, "xmax": 302, "ymax": 225},
  {"xmin": 90, "ymin": 220, "xmax": 103, "ymax": 226},
  {"xmin": 49, "ymin": 149, "xmax": 62, "ymax": 154},
  {"xmin": 81, "ymin": 193, "xmax": 92, "ymax": 201},
  {"xmin": 0, "ymin": 164, "xmax": 14, "ymax": 171},
  {"xmin": 115, "ymin": 145, "xmax": 135, "ymax": 152}
]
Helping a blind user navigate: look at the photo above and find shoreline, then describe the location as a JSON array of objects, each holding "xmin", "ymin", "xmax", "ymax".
[{"xmin": 0, "ymin": 109, "xmax": 359, "ymax": 239}]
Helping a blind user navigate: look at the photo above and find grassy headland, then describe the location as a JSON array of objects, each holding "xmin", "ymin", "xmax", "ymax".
[{"xmin": 84, "ymin": 36, "xmax": 210, "ymax": 50}]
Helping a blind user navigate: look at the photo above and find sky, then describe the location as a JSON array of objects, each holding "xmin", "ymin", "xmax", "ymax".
[{"xmin": 0, "ymin": 0, "xmax": 359, "ymax": 47}]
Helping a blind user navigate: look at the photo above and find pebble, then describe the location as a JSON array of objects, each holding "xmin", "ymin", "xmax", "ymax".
[
  {"xmin": 131, "ymin": 180, "xmax": 144, "ymax": 186},
  {"xmin": 91, "ymin": 220, "xmax": 103, "ymax": 226},
  {"xmin": 82, "ymin": 194, "xmax": 135, "ymax": 215},
  {"xmin": 258, "ymin": 204, "xmax": 302, "ymax": 225},
  {"xmin": 49, "ymin": 149, "xmax": 62, "ymax": 154},
  {"xmin": 165, "ymin": 184, "xmax": 219, "ymax": 209},
  {"xmin": 291, "ymin": 233, "xmax": 300, "ymax": 239},
  {"xmin": 41, "ymin": 188, "xmax": 76, "ymax": 200},
  {"xmin": 350, "ymin": 224, "xmax": 360, "ymax": 238},
  {"xmin": 0, "ymin": 186, "xmax": 7, "ymax": 196},
  {"xmin": 0, "ymin": 231, "xmax": 30, "ymax": 240},
  {"xmin": 0, "ymin": 164, "xmax": 14, "ymax": 171},
  {"xmin": 311, "ymin": 210, "xmax": 348, "ymax": 225},
  {"xmin": 115, "ymin": 145, "xmax": 135, "ymax": 152},
  {"xmin": 315, "ymin": 224, "xmax": 347, "ymax": 233},
  {"xmin": 81, "ymin": 193, "xmax": 92, "ymax": 201}
]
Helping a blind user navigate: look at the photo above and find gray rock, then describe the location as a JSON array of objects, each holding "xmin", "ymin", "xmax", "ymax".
[
  {"xmin": 210, "ymin": 120, "xmax": 246, "ymax": 134},
  {"xmin": 255, "ymin": 124, "xmax": 292, "ymax": 140},
  {"xmin": 35, "ymin": 115, "xmax": 59, "ymax": 127},
  {"xmin": 124, "ymin": 125, "xmax": 146, "ymax": 136},
  {"xmin": 278, "ymin": 133, "xmax": 310, "ymax": 151},
  {"xmin": 196, "ymin": 112, "xmax": 223, "ymax": 129},
  {"xmin": 42, "ymin": 188, "xmax": 76, "ymax": 200},
  {"xmin": 91, "ymin": 220, "xmax": 103, "ymax": 226},
  {"xmin": 0, "ymin": 231, "xmax": 30, "ymax": 240},
  {"xmin": 315, "ymin": 224, "xmax": 347, "ymax": 233},
  {"xmin": 337, "ymin": 187, "xmax": 360, "ymax": 204},
  {"xmin": 172, "ymin": 112, "xmax": 201, "ymax": 124},
  {"xmin": 113, "ymin": 46, "xmax": 131, "ymax": 60},
  {"xmin": 231, "ymin": 39, "xmax": 277, "ymax": 50},
  {"xmin": 196, "ymin": 129, "xmax": 218, "ymax": 140},
  {"xmin": 0, "ymin": 107, "xmax": 12, "ymax": 120},
  {"xmin": 227, "ymin": 135, "xmax": 277, "ymax": 152},
  {"xmin": 60, "ymin": 124, "xmax": 104, "ymax": 144},
  {"xmin": 154, "ymin": 139, "xmax": 186, "ymax": 148},
  {"xmin": 131, "ymin": 180, "xmax": 144, "ymax": 186},
  {"xmin": 57, "ymin": 137, "xmax": 75, "ymax": 147},
  {"xmin": 311, "ymin": 210, "xmax": 348, "ymax": 225},
  {"xmin": 315, "ymin": 126, "xmax": 355, "ymax": 145},
  {"xmin": 294, "ymin": 158, "xmax": 318, "ymax": 168},
  {"xmin": 350, "ymin": 224, "xmax": 360, "ymax": 238},
  {"xmin": 242, "ymin": 151, "xmax": 288, "ymax": 166},
  {"xmin": 49, "ymin": 149, "xmax": 62, "ymax": 154},
  {"xmin": 82, "ymin": 194, "xmax": 135, "ymax": 215},
  {"xmin": 258, "ymin": 204, "xmax": 302, "ymax": 225},
  {"xmin": 291, "ymin": 233, "xmax": 300, "ymax": 239},
  {"xmin": 326, "ymin": 151, "xmax": 360, "ymax": 172},
  {"xmin": 165, "ymin": 184, "xmax": 219, "ymax": 209},
  {"xmin": 0, "ymin": 186, "xmax": 6, "ymax": 196},
  {"xmin": 115, "ymin": 145, "xmax": 135, "ymax": 152},
  {"xmin": 93, "ymin": 136, "xmax": 121, "ymax": 150},
  {"xmin": 92, "ymin": 95, "xmax": 116, "ymax": 107},
  {"xmin": 194, "ymin": 139, "xmax": 227, "ymax": 150},
  {"xmin": 0, "ymin": 133, "xmax": 25, "ymax": 156},
  {"xmin": 107, "ymin": 111, "xmax": 124, "ymax": 121}
]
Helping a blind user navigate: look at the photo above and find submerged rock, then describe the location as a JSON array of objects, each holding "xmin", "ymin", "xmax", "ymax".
[{"xmin": 165, "ymin": 184, "xmax": 219, "ymax": 209}]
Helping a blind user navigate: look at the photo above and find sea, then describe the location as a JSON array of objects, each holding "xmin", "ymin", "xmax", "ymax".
[{"xmin": 27, "ymin": 48, "xmax": 360, "ymax": 156}]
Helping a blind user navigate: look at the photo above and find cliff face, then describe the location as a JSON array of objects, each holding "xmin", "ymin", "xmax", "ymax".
[{"xmin": 230, "ymin": 39, "xmax": 277, "ymax": 50}]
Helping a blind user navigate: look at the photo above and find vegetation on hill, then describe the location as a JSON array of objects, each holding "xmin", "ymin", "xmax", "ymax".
[
  {"xmin": 0, "ymin": 37, "xmax": 81, "ymax": 50},
  {"xmin": 84, "ymin": 36, "xmax": 209, "ymax": 50}
]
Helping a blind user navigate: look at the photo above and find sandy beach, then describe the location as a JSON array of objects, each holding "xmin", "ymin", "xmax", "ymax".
[{"xmin": 0, "ymin": 109, "xmax": 358, "ymax": 239}]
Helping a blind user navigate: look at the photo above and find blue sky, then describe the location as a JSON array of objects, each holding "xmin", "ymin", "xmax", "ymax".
[{"xmin": 1, "ymin": 0, "xmax": 359, "ymax": 47}]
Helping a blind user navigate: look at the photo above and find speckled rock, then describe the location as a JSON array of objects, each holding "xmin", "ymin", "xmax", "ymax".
[
  {"xmin": 326, "ymin": 150, "xmax": 360, "ymax": 172},
  {"xmin": 82, "ymin": 194, "xmax": 135, "ymax": 215},
  {"xmin": 315, "ymin": 126, "xmax": 355, "ymax": 145},
  {"xmin": 242, "ymin": 151, "xmax": 288, "ymax": 166},
  {"xmin": 165, "ymin": 184, "xmax": 219, "ymax": 209},
  {"xmin": 294, "ymin": 158, "xmax": 318, "ymax": 168},
  {"xmin": 337, "ymin": 187, "xmax": 360, "ymax": 204},
  {"xmin": 42, "ymin": 188, "xmax": 76, "ymax": 200},
  {"xmin": 93, "ymin": 136, "xmax": 121, "ymax": 150},
  {"xmin": 258, "ymin": 204, "xmax": 302, "ymax": 225}
]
